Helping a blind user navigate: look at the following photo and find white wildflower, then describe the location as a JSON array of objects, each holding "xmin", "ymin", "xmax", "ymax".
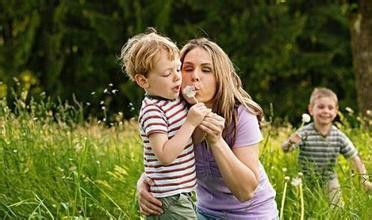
[
  {"xmin": 345, "ymin": 107, "xmax": 354, "ymax": 114},
  {"xmin": 291, "ymin": 177, "xmax": 302, "ymax": 187},
  {"xmin": 302, "ymin": 113, "xmax": 311, "ymax": 123}
]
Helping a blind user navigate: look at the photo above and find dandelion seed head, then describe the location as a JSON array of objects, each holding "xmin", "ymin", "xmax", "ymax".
[
  {"xmin": 91, "ymin": 92, "xmax": 96, "ymax": 95},
  {"xmin": 282, "ymin": 167, "xmax": 287, "ymax": 173},
  {"xmin": 284, "ymin": 176, "xmax": 290, "ymax": 181},
  {"xmin": 291, "ymin": 177, "xmax": 302, "ymax": 186},
  {"xmin": 302, "ymin": 113, "xmax": 311, "ymax": 123},
  {"xmin": 182, "ymin": 85, "xmax": 196, "ymax": 98}
]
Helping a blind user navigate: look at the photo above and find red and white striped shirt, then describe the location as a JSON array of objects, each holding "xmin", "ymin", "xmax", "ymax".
[{"xmin": 139, "ymin": 96, "xmax": 196, "ymax": 198}]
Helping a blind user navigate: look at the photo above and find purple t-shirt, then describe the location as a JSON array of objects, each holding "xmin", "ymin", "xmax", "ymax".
[{"xmin": 195, "ymin": 106, "xmax": 278, "ymax": 219}]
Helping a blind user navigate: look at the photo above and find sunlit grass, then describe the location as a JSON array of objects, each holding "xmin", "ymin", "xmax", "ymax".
[
  {"xmin": 0, "ymin": 97, "xmax": 143, "ymax": 219},
  {"xmin": 0, "ymin": 95, "xmax": 371, "ymax": 219}
]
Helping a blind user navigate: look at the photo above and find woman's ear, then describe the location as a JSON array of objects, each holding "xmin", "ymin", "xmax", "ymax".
[{"xmin": 134, "ymin": 74, "xmax": 149, "ymax": 89}]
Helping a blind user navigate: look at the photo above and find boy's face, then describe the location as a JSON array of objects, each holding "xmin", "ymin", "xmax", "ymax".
[
  {"xmin": 136, "ymin": 50, "xmax": 182, "ymax": 100},
  {"xmin": 308, "ymin": 96, "xmax": 338, "ymax": 126}
]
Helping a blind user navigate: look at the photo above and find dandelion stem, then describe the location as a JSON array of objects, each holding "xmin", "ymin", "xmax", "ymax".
[
  {"xmin": 279, "ymin": 181, "xmax": 288, "ymax": 220},
  {"xmin": 192, "ymin": 96, "xmax": 198, "ymax": 104},
  {"xmin": 300, "ymin": 183, "xmax": 304, "ymax": 220}
]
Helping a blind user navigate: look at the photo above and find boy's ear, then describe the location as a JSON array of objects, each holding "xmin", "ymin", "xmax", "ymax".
[
  {"xmin": 307, "ymin": 104, "xmax": 313, "ymax": 115},
  {"xmin": 134, "ymin": 74, "xmax": 149, "ymax": 89}
]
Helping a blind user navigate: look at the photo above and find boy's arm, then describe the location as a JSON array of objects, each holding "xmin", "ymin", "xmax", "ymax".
[
  {"xmin": 149, "ymin": 121, "xmax": 196, "ymax": 165},
  {"xmin": 349, "ymin": 155, "xmax": 372, "ymax": 190},
  {"xmin": 149, "ymin": 103, "xmax": 210, "ymax": 165},
  {"xmin": 281, "ymin": 133, "xmax": 301, "ymax": 153}
]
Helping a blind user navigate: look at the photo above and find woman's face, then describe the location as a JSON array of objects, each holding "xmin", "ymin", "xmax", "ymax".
[{"xmin": 181, "ymin": 47, "xmax": 217, "ymax": 107}]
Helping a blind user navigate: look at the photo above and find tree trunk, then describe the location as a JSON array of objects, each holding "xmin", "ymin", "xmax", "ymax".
[{"xmin": 350, "ymin": 0, "xmax": 372, "ymax": 116}]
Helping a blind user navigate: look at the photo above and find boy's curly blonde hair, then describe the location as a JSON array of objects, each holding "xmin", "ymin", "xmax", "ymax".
[{"xmin": 120, "ymin": 28, "xmax": 179, "ymax": 80}]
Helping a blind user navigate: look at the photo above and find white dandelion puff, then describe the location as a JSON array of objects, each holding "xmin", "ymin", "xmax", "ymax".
[
  {"xmin": 291, "ymin": 177, "xmax": 302, "ymax": 187},
  {"xmin": 302, "ymin": 113, "xmax": 311, "ymax": 123}
]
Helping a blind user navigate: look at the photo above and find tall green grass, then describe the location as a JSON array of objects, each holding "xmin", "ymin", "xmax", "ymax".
[
  {"xmin": 0, "ymin": 96, "xmax": 143, "ymax": 219},
  {"xmin": 0, "ymin": 95, "xmax": 371, "ymax": 219}
]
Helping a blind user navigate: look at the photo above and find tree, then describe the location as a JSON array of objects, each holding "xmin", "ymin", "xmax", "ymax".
[{"xmin": 349, "ymin": 0, "xmax": 372, "ymax": 116}]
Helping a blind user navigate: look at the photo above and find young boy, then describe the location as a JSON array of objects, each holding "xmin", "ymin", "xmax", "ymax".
[
  {"xmin": 120, "ymin": 29, "xmax": 210, "ymax": 219},
  {"xmin": 282, "ymin": 87, "xmax": 372, "ymax": 206}
]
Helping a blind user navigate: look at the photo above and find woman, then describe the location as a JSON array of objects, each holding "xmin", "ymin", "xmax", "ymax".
[{"xmin": 137, "ymin": 38, "xmax": 278, "ymax": 219}]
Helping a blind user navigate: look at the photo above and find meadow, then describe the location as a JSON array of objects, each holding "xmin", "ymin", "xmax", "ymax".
[{"xmin": 0, "ymin": 96, "xmax": 371, "ymax": 219}]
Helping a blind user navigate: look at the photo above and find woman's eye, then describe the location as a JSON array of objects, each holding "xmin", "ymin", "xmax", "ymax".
[
  {"xmin": 182, "ymin": 67, "xmax": 193, "ymax": 72},
  {"xmin": 202, "ymin": 68, "xmax": 211, "ymax": 72}
]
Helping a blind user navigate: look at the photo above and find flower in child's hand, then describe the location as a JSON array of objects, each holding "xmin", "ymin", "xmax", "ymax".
[
  {"xmin": 302, "ymin": 113, "xmax": 311, "ymax": 123},
  {"xmin": 182, "ymin": 85, "xmax": 198, "ymax": 103}
]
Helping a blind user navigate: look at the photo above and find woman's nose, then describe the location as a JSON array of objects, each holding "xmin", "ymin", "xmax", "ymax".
[{"xmin": 191, "ymin": 71, "xmax": 200, "ymax": 82}]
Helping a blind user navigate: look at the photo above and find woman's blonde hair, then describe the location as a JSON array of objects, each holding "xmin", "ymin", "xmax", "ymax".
[
  {"xmin": 120, "ymin": 28, "xmax": 179, "ymax": 80},
  {"xmin": 180, "ymin": 38, "xmax": 263, "ymax": 143}
]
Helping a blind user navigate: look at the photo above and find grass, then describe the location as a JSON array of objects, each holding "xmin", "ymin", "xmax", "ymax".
[
  {"xmin": 0, "ymin": 96, "xmax": 143, "ymax": 219},
  {"xmin": 0, "ymin": 96, "xmax": 371, "ymax": 219}
]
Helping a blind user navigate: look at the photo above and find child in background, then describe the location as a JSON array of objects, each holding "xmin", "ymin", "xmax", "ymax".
[
  {"xmin": 282, "ymin": 87, "xmax": 372, "ymax": 206},
  {"xmin": 120, "ymin": 29, "xmax": 210, "ymax": 219}
]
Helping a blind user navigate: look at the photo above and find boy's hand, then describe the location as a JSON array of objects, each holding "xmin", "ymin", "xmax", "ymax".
[
  {"xmin": 288, "ymin": 133, "xmax": 301, "ymax": 144},
  {"xmin": 282, "ymin": 133, "xmax": 301, "ymax": 152},
  {"xmin": 186, "ymin": 103, "xmax": 211, "ymax": 127},
  {"xmin": 362, "ymin": 180, "xmax": 372, "ymax": 191},
  {"xmin": 361, "ymin": 175, "xmax": 372, "ymax": 191}
]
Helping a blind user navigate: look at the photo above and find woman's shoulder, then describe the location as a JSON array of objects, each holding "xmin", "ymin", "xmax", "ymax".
[{"xmin": 237, "ymin": 105, "xmax": 259, "ymax": 121}]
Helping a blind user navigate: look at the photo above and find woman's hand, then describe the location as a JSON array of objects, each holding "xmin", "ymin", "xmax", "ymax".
[
  {"xmin": 137, "ymin": 173, "xmax": 163, "ymax": 215},
  {"xmin": 199, "ymin": 112, "xmax": 225, "ymax": 144}
]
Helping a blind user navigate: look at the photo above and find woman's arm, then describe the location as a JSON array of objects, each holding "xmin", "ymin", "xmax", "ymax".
[
  {"xmin": 211, "ymin": 139, "xmax": 260, "ymax": 201},
  {"xmin": 199, "ymin": 112, "xmax": 259, "ymax": 201}
]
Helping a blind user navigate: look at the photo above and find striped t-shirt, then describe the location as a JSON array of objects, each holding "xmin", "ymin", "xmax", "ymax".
[
  {"xmin": 294, "ymin": 123, "xmax": 358, "ymax": 181},
  {"xmin": 139, "ymin": 96, "xmax": 196, "ymax": 198}
]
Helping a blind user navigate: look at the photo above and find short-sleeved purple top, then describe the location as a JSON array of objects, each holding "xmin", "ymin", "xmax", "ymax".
[{"xmin": 195, "ymin": 106, "xmax": 278, "ymax": 219}]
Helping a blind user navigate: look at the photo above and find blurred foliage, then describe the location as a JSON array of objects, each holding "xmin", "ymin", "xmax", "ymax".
[{"xmin": 0, "ymin": 0, "xmax": 359, "ymax": 124}]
